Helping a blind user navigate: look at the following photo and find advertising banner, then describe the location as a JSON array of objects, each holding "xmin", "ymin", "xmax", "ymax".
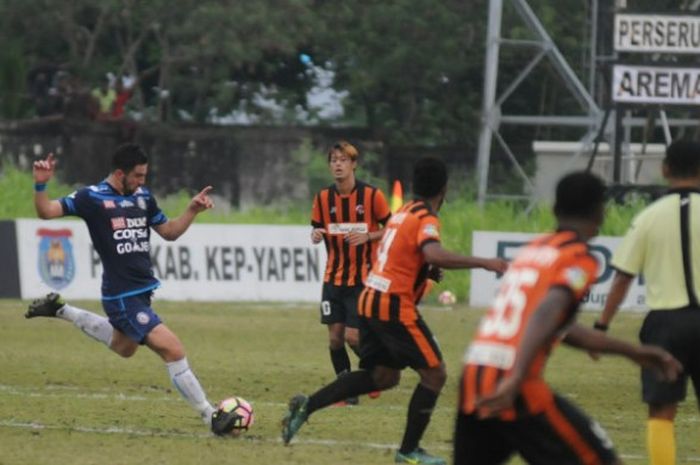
[
  {"xmin": 16, "ymin": 219, "xmax": 326, "ymax": 302},
  {"xmin": 615, "ymin": 14, "xmax": 700, "ymax": 53},
  {"xmin": 612, "ymin": 64, "xmax": 700, "ymax": 105},
  {"xmin": 469, "ymin": 231, "xmax": 647, "ymax": 311}
]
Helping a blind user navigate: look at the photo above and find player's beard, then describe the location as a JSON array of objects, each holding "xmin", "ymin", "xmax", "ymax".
[{"xmin": 121, "ymin": 177, "xmax": 135, "ymax": 196}]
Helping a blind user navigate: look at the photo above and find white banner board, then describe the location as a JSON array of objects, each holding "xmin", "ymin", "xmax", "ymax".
[
  {"xmin": 612, "ymin": 64, "xmax": 700, "ymax": 105},
  {"xmin": 469, "ymin": 231, "xmax": 647, "ymax": 311},
  {"xmin": 614, "ymin": 14, "xmax": 700, "ymax": 53},
  {"xmin": 16, "ymin": 219, "xmax": 326, "ymax": 302}
]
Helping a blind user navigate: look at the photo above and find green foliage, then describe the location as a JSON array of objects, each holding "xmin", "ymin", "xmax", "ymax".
[
  {"xmin": 312, "ymin": 0, "xmax": 488, "ymax": 144},
  {"xmin": 0, "ymin": 164, "xmax": 75, "ymax": 218},
  {"xmin": 0, "ymin": 40, "xmax": 29, "ymax": 119}
]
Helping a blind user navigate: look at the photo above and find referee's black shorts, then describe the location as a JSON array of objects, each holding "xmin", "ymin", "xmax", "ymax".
[
  {"xmin": 453, "ymin": 393, "xmax": 617, "ymax": 465},
  {"xmin": 640, "ymin": 307, "xmax": 700, "ymax": 404}
]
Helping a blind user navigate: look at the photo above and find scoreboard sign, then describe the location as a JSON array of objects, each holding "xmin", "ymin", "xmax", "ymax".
[
  {"xmin": 615, "ymin": 14, "xmax": 700, "ymax": 53},
  {"xmin": 612, "ymin": 64, "xmax": 700, "ymax": 105}
]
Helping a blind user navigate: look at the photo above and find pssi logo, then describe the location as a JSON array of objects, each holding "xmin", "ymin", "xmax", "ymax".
[{"xmin": 37, "ymin": 228, "xmax": 76, "ymax": 290}]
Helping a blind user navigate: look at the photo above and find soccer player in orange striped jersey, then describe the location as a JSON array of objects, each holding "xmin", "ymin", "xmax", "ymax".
[
  {"xmin": 310, "ymin": 140, "xmax": 391, "ymax": 403},
  {"xmin": 284, "ymin": 157, "xmax": 507, "ymax": 465},
  {"xmin": 455, "ymin": 172, "xmax": 682, "ymax": 465}
]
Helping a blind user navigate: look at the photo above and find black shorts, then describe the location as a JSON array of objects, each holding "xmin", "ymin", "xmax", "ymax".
[
  {"xmin": 357, "ymin": 315, "xmax": 443, "ymax": 370},
  {"xmin": 319, "ymin": 283, "xmax": 362, "ymax": 328},
  {"xmin": 453, "ymin": 394, "xmax": 617, "ymax": 465},
  {"xmin": 639, "ymin": 308, "xmax": 700, "ymax": 404}
]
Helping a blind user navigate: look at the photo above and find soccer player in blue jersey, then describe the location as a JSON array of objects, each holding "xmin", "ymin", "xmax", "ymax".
[{"xmin": 26, "ymin": 144, "xmax": 238, "ymax": 435}]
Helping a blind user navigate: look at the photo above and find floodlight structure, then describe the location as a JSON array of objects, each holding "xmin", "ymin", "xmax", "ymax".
[{"xmin": 475, "ymin": 0, "xmax": 699, "ymax": 207}]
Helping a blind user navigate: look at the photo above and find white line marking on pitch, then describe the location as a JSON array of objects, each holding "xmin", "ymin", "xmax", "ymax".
[
  {"xmin": 0, "ymin": 384, "xmax": 452, "ymax": 412},
  {"xmin": 2, "ymin": 419, "xmax": 700, "ymax": 461},
  {"xmin": 0, "ymin": 420, "xmax": 443, "ymax": 451}
]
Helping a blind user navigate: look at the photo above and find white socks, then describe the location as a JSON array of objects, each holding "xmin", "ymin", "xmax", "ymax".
[
  {"xmin": 166, "ymin": 357, "xmax": 215, "ymax": 425},
  {"xmin": 57, "ymin": 304, "xmax": 113, "ymax": 347}
]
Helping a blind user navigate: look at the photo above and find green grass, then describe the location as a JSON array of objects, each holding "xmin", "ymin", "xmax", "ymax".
[{"xmin": 1, "ymin": 300, "xmax": 697, "ymax": 465}]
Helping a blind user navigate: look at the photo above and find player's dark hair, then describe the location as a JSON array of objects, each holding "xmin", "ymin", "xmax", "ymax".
[
  {"xmin": 413, "ymin": 157, "xmax": 448, "ymax": 198},
  {"xmin": 327, "ymin": 140, "xmax": 359, "ymax": 163},
  {"xmin": 111, "ymin": 143, "xmax": 148, "ymax": 173},
  {"xmin": 664, "ymin": 139, "xmax": 700, "ymax": 178},
  {"xmin": 554, "ymin": 171, "xmax": 606, "ymax": 219}
]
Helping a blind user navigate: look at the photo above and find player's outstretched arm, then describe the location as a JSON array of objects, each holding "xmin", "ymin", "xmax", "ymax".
[
  {"xmin": 476, "ymin": 287, "xmax": 572, "ymax": 417},
  {"xmin": 593, "ymin": 270, "xmax": 634, "ymax": 331},
  {"xmin": 564, "ymin": 323, "xmax": 682, "ymax": 382},
  {"xmin": 33, "ymin": 153, "xmax": 64, "ymax": 219},
  {"xmin": 422, "ymin": 242, "xmax": 507, "ymax": 272},
  {"xmin": 154, "ymin": 186, "xmax": 214, "ymax": 241}
]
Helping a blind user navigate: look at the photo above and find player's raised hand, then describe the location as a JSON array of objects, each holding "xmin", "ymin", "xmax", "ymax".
[
  {"xmin": 311, "ymin": 228, "xmax": 326, "ymax": 244},
  {"xmin": 33, "ymin": 153, "xmax": 57, "ymax": 184},
  {"xmin": 632, "ymin": 345, "xmax": 683, "ymax": 383},
  {"xmin": 189, "ymin": 186, "xmax": 214, "ymax": 213}
]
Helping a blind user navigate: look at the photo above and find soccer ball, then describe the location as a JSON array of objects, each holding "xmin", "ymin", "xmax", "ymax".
[
  {"xmin": 216, "ymin": 396, "xmax": 255, "ymax": 436},
  {"xmin": 438, "ymin": 290, "xmax": 456, "ymax": 305}
]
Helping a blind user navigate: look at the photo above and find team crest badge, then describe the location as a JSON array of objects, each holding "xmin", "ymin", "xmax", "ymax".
[
  {"xmin": 355, "ymin": 204, "xmax": 365, "ymax": 215},
  {"xmin": 37, "ymin": 228, "xmax": 76, "ymax": 290}
]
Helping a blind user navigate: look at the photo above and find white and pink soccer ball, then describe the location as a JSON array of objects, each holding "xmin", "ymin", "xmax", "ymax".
[
  {"xmin": 216, "ymin": 396, "xmax": 255, "ymax": 436},
  {"xmin": 438, "ymin": 290, "xmax": 456, "ymax": 305}
]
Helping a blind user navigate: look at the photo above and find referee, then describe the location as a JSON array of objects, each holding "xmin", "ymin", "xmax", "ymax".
[{"xmin": 594, "ymin": 139, "xmax": 700, "ymax": 465}]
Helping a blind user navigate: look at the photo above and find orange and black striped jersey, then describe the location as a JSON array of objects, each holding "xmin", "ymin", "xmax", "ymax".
[
  {"xmin": 461, "ymin": 230, "xmax": 598, "ymax": 420},
  {"xmin": 359, "ymin": 200, "xmax": 440, "ymax": 322},
  {"xmin": 312, "ymin": 180, "xmax": 391, "ymax": 287}
]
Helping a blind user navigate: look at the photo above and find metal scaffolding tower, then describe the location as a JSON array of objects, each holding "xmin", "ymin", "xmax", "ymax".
[
  {"xmin": 476, "ymin": 0, "xmax": 700, "ymax": 206},
  {"xmin": 476, "ymin": 0, "xmax": 602, "ymax": 206}
]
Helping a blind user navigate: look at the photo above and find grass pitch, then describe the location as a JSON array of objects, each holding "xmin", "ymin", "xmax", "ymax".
[{"xmin": 0, "ymin": 299, "xmax": 698, "ymax": 465}]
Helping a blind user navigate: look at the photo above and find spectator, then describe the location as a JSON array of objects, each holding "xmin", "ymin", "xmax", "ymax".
[
  {"xmin": 111, "ymin": 75, "xmax": 135, "ymax": 119},
  {"xmin": 91, "ymin": 75, "xmax": 116, "ymax": 120}
]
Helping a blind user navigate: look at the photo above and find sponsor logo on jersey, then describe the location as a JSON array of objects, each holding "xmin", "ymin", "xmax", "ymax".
[
  {"xmin": 119, "ymin": 199, "xmax": 135, "ymax": 208},
  {"xmin": 103, "ymin": 200, "xmax": 116, "ymax": 209},
  {"xmin": 423, "ymin": 224, "xmax": 439, "ymax": 238},
  {"xmin": 111, "ymin": 217, "xmax": 126, "ymax": 230},
  {"xmin": 137, "ymin": 197, "xmax": 147, "ymax": 210},
  {"xmin": 126, "ymin": 217, "xmax": 147, "ymax": 228},
  {"xmin": 366, "ymin": 272, "xmax": 391, "ymax": 292},
  {"xmin": 465, "ymin": 342, "xmax": 516, "ymax": 369},
  {"xmin": 564, "ymin": 266, "xmax": 589, "ymax": 292},
  {"xmin": 36, "ymin": 228, "xmax": 76, "ymax": 290},
  {"xmin": 327, "ymin": 222, "xmax": 368, "ymax": 234},
  {"xmin": 136, "ymin": 312, "xmax": 150, "ymax": 325}
]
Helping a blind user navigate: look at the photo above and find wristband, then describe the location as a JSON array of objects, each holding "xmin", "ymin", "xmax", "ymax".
[
  {"xmin": 593, "ymin": 321, "xmax": 608, "ymax": 332},
  {"xmin": 34, "ymin": 183, "xmax": 47, "ymax": 192}
]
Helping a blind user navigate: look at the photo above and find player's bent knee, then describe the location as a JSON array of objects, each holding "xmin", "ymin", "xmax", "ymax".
[
  {"xmin": 328, "ymin": 336, "xmax": 345, "ymax": 349},
  {"xmin": 420, "ymin": 366, "xmax": 447, "ymax": 392},
  {"xmin": 373, "ymin": 368, "xmax": 401, "ymax": 389},
  {"xmin": 112, "ymin": 344, "xmax": 137, "ymax": 358}
]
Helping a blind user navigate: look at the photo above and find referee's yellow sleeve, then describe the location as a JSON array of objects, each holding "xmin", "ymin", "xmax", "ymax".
[{"xmin": 612, "ymin": 217, "xmax": 646, "ymax": 276}]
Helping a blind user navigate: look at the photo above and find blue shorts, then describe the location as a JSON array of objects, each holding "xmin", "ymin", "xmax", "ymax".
[{"xmin": 102, "ymin": 291, "xmax": 162, "ymax": 344}]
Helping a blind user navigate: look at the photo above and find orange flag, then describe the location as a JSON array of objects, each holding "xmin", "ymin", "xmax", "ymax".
[{"xmin": 390, "ymin": 180, "xmax": 403, "ymax": 213}]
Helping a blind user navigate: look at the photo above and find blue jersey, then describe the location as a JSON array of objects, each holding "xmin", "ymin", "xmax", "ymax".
[{"xmin": 59, "ymin": 180, "xmax": 168, "ymax": 299}]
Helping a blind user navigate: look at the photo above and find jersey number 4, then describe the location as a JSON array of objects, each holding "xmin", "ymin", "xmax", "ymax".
[
  {"xmin": 376, "ymin": 228, "xmax": 398, "ymax": 272},
  {"xmin": 480, "ymin": 267, "xmax": 539, "ymax": 339}
]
